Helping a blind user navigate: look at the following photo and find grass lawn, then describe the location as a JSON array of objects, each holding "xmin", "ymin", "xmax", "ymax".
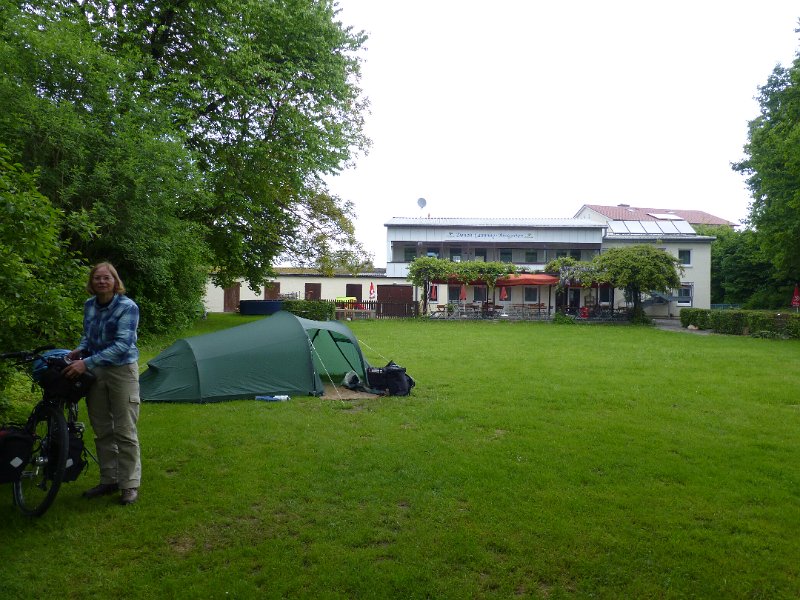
[{"xmin": 2, "ymin": 316, "xmax": 799, "ymax": 598}]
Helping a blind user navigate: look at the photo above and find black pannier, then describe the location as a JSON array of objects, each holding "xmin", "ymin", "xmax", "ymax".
[
  {"xmin": 0, "ymin": 426, "xmax": 34, "ymax": 484},
  {"xmin": 366, "ymin": 361, "xmax": 415, "ymax": 396},
  {"xmin": 62, "ymin": 425, "xmax": 88, "ymax": 482}
]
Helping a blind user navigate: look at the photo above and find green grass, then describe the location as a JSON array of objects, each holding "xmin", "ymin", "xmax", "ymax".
[{"xmin": 2, "ymin": 316, "xmax": 800, "ymax": 598}]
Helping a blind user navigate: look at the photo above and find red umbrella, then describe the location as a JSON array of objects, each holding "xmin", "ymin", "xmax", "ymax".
[
  {"xmin": 429, "ymin": 285, "xmax": 438, "ymax": 301},
  {"xmin": 792, "ymin": 284, "xmax": 800, "ymax": 309},
  {"xmin": 499, "ymin": 286, "xmax": 508, "ymax": 301},
  {"xmin": 459, "ymin": 284, "xmax": 467, "ymax": 301}
]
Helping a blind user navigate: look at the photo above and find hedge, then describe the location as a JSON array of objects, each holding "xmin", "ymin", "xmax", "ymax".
[
  {"xmin": 281, "ymin": 299, "xmax": 336, "ymax": 321},
  {"xmin": 680, "ymin": 308, "xmax": 800, "ymax": 338}
]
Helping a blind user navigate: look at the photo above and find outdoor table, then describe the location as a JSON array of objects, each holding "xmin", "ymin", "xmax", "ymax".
[{"xmin": 430, "ymin": 305, "xmax": 449, "ymax": 319}]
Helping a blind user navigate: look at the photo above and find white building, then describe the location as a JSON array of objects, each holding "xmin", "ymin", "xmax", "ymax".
[
  {"xmin": 384, "ymin": 207, "xmax": 714, "ymax": 316},
  {"xmin": 205, "ymin": 204, "xmax": 715, "ymax": 317}
]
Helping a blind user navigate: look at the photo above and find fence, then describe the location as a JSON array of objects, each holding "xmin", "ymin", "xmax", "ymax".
[{"xmin": 330, "ymin": 299, "xmax": 419, "ymax": 320}]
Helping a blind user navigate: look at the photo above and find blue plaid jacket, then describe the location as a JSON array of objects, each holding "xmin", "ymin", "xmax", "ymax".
[{"xmin": 78, "ymin": 294, "xmax": 139, "ymax": 369}]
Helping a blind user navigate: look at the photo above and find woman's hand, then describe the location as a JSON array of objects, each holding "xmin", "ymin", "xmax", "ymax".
[{"xmin": 62, "ymin": 359, "xmax": 87, "ymax": 379}]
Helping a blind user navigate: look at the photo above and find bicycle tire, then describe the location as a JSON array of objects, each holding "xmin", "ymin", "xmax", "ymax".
[{"xmin": 12, "ymin": 402, "xmax": 69, "ymax": 517}]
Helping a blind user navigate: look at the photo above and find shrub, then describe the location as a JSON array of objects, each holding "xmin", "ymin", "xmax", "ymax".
[
  {"xmin": 282, "ymin": 300, "xmax": 335, "ymax": 321},
  {"xmin": 681, "ymin": 308, "xmax": 800, "ymax": 338},
  {"xmin": 680, "ymin": 308, "xmax": 710, "ymax": 329},
  {"xmin": 708, "ymin": 310, "xmax": 747, "ymax": 335},
  {"xmin": 786, "ymin": 314, "xmax": 800, "ymax": 338},
  {"xmin": 553, "ymin": 312, "xmax": 576, "ymax": 325}
]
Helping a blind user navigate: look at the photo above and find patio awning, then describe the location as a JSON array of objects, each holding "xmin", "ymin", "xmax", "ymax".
[{"xmin": 496, "ymin": 273, "xmax": 559, "ymax": 287}]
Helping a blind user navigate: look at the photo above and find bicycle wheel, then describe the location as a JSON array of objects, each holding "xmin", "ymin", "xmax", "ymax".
[{"xmin": 12, "ymin": 402, "xmax": 69, "ymax": 517}]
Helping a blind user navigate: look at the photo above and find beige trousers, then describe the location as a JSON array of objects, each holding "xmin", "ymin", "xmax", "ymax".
[{"xmin": 86, "ymin": 362, "xmax": 141, "ymax": 489}]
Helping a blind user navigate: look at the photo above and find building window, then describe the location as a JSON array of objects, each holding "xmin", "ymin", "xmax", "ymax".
[
  {"xmin": 474, "ymin": 248, "xmax": 486, "ymax": 262},
  {"xmin": 448, "ymin": 285, "xmax": 461, "ymax": 302},
  {"xmin": 677, "ymin": 284, "xmax": 693, "ymax": 306},
  {"xmin": 499, "ymin": 249, "xmax": 513, "ymax": 263},
  {"xmin": 678, "ymin": 249, "xmax": 691, "ymax": 266},
  {"xmin": 557, "ymin": 249, "xmax": 582, "ymax": 260},
  {"xmin": 450, "ymin": 247, "xmax": 461, "ymax": 262},
  {"xmin": 524, "ymin": 287, "xmax": 539, "ymax": 302},
  {"xmin": 599, "ymin": 286, "xmax": 612, "ymax": 304},
  {"xmin": 473, "ymin": 286, "xmax": 487, "ymax": 302},
  {"xmin": 525, "ymin": 249, "xmax": 540, "ymax": 263},
  {"xmin": 426, "ymin": 248, "xmax": 439, "ymax": 258},
  {"xmin": 403, "ymin": 247, "xmax": 416, "ymax": 262}
]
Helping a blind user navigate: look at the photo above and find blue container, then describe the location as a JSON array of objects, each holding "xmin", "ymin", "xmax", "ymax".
[{"xmin": 239, "ymin": 300, "xmax": 283, "ymax": 315}]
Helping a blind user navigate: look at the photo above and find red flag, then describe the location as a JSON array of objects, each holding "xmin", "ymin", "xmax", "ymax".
[
  {"xmin": 792, "ymin": 284, "xmax": 800, "ymax": 308},
  {"xmin": 369, "ymin": 282, "xmax": 376, "ymax": 301},
  {"xmin": 499, "ymin": 286, "xmax": 508, "ymax": 301}
]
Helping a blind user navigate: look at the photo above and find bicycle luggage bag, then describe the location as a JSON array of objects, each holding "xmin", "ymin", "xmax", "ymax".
[
  {"xmin": 33, "ymin": 350, "xmax": 95, "ymax": 402},
  {"xmin": 0, "ymin": 426, "xmax": 34, "ymax": 484},
  {"xmin": 62, "ymin": 426, "xmax": 88, "ymax": 483}
]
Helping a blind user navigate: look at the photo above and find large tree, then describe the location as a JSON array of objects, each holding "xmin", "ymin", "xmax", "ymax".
[
  {"xmin": 734, "ymin": 47, "xmax": 800, "ymax": 284},
  {"xmin": 0, "ymin": 0, "xmax": 370, "ymax": 332},
  {"xmin": 694, "ymin": 225, "xmax": 791, "ymax": 308},
  {"xmin": 593, "ymin": 245, "xmax": 682, "ymax": 320}
]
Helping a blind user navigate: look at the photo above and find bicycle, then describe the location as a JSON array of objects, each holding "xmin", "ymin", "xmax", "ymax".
[{"xmin": 0, "ymin": 345, "xmax": 95, "ymax": 517}]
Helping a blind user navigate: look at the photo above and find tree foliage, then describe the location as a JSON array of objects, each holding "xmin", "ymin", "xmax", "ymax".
[
  {"xmin": 406, "ymin": 258, "xmax": 515, "ymax": 312},
  {"xmin": 0, "ymin": 0, "xmax": 370, "ymax": 333},
  {"xmin": 546, "ymin": 258, "xmax": 601, "ymax": 291},
  {"xmin": 734, "ymin": 49, "xmax": 800, "ymax": 283},
  {"xmin": 0, "ymin": 143, "xmax": 88, "ymax": 363},
  {"xmin": 695, "ymin": 225, "xmax": 793, "ymax": 309},
  {"xmin": 593, "ymin": 245, "xmax": 682, "ymax": 319},
  {"xmin": 406, "ymin": 257, "xmax": 455, "ymax": 314}
]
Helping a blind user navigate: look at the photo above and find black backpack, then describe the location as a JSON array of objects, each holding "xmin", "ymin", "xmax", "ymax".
[{"xmin": 366, "ymin": 361, "xmax": 415, "ymax": 396}]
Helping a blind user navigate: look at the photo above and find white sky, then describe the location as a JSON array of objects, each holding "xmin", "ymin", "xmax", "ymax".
[{"xmin": 327, "ymin": 1, "xmax": 800, "ymax": 266}]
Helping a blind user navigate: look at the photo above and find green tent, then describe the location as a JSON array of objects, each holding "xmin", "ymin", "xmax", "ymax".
[{"xmin": 140, "ymin": 311, "xmax": 370, "ymax": 402}]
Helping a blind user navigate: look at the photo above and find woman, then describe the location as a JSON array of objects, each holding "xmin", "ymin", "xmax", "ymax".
[{"xmin": 63, "ymin": 262, "xmax": 141, "ymax": 506}]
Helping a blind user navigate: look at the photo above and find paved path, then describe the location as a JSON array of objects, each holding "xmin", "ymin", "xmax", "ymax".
[{"xmin": 652, "ymin": 318, "xmax": 712, "ymax": 334}]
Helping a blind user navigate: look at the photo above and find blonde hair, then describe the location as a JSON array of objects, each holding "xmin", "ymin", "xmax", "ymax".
[{"xmin": 86, "ymin": 262, "xmax": 126, "ymax": 295}]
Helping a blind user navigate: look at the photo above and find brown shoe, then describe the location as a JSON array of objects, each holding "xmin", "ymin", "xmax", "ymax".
[
  {"xmin": 119, "ymin": 488, "xmax": 138, "ymax": 505},
  {"xmin": 82, "ymin": 483, "xmax": 119, "ymax": 499}
]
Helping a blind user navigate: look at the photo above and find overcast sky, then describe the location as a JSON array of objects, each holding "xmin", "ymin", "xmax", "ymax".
[{"xmin": 326, "ymin": 1, "xmax": 800, "ymax": 266}]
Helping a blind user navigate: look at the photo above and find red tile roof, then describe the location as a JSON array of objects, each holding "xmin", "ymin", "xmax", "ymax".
[{"xmin": 580, "ymin": 205, "xmax": 736, "ymax": 226}]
